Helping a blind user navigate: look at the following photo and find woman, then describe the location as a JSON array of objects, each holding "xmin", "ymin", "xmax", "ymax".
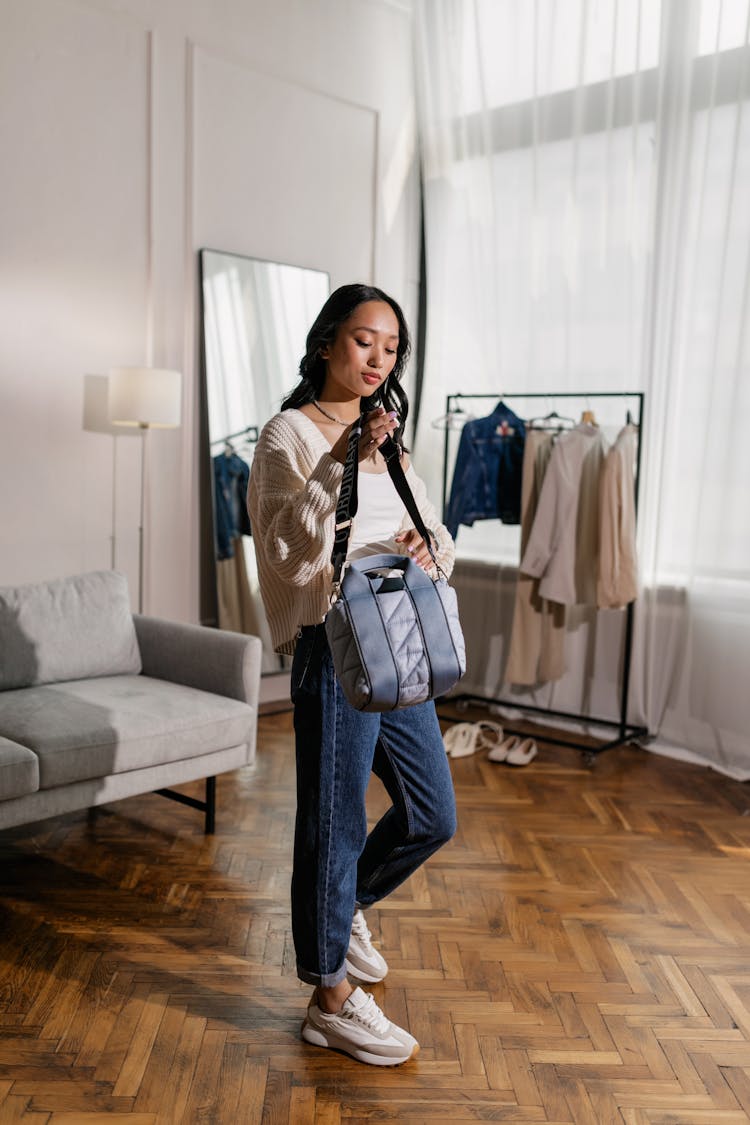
[{"xmin": 247, "ymin": 283, "xmax": 457, "ymax": 1067}]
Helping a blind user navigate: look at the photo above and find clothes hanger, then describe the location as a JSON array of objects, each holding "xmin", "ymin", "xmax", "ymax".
[
  {"xmin": 235, "ymin": 440, "xmax": 256, "ymax": 457},
  {"xmin": 527, "ymin": 409, "xmax": 575, "ymax": 431},
  {"xmin": 431, "ymin": 406, "xmax": 476, "ymax": 430}
]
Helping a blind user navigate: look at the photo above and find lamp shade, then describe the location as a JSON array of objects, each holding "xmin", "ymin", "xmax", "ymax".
[
  {"xmin": 108, "ymin": 366, "xmax": 182, "ymax": 428},
  {"xmin": 83, "ymin": 374, "xmax": 142, "ymax": 436}
]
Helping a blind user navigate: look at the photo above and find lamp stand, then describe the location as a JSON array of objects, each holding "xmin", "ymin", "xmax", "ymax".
[
  {"xmin": 111, "ymin": 436, "xmax": 118, "ymax": 571},
  {"xmin": 108, "ymin": 367, "xmax": 182, "ymax": 614},
  {"xmin": 137, "ymin": 422, "xmax": 149, "ymax": 614}
]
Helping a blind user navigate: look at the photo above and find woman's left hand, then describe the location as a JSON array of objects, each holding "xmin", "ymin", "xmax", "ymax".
[{"xmin": 395, "ymin": 528, "xmax": 433, "ymax": 570}]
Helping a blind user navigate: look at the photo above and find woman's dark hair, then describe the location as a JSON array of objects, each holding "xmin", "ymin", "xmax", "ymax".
[{"xmin": 280, "ymin": 283, "xmax": 411, "ymax": 446}]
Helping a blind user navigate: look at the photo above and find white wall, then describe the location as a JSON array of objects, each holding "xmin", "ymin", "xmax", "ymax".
[{"xmin": 0, "ymin": 0, "xmax": 420, "ymax": 621}]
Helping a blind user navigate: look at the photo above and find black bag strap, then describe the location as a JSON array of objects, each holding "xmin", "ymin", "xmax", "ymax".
[
  {"xmin": 330, "ymin": 415, "xmax": 363, "ymax": 586},
  {"xmin": 330, "ymin": 410, "xmax": 438, "ymax": 587},
  {"xmin": 378, "ymin": 434, "xmax": 438, "ymax": 567}
]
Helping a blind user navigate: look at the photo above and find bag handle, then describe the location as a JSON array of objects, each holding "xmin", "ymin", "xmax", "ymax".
[
  {"xmin": 330, "ymin": 407, "xmax": 438, "ymax": 587},
  {"xmin": 345, "ymin": 553, "xmax": 436, "ymax": 583}
]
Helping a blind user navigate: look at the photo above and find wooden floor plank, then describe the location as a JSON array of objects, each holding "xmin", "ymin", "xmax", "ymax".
[
  {"xmin": 47, "ymin": 1115, "xmax": 156, "ymax": 1124},
  {"xmin": 129, "ymin": 1001, "xmax": 188, "ymax": 1114},
  {"xmin": 0, "ymin": 708, "xmax": 749, "ymax": 1122},
  {"xmin": 0, "ymin": 1093, "xmax": 50, "ymax": 1123},
  {"xmin": 178, "ymin": 1027, "xmax": 227, "ymax": 1123}
]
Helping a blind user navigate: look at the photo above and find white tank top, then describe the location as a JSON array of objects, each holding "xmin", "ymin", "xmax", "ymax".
[{"xmin": 347, "ymin": 471, "xmax": 406, "ymax": 559}]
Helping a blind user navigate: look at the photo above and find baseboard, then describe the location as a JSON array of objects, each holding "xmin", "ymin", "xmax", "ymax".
[{"xmin": 259, "ymin": 670, "xmax": 291, "ymax": 708}]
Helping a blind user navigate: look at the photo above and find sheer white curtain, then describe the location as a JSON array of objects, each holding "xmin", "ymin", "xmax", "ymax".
[{"xmin": 413, "ymin": 0, "xmax": 750, "ymax": 778}]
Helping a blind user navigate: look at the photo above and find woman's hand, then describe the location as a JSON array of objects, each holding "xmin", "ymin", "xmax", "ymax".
[
  {"xmin": 395, "ymin": 528, "xmax": 434, "ymax": 570},
  {"xmin": 330, "ymin": 406, "xmax": 399, "ymax": 465}
]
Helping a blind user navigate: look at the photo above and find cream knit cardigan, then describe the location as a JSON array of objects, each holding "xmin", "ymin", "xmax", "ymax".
[{"xmin": 247, "ymin": 408, "xmax": 456, "ymax": 654}]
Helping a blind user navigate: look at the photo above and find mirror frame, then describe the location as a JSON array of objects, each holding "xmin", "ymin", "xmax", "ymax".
[{"xmin": 197, "ymin": 248, "xmax": 330, "ymax": 647}]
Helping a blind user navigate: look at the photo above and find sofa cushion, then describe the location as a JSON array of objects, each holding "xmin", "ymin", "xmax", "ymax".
[
  {"xmin": 0, "ymin": 571, "xmax": 141, "ymax": 691},
  {"xmin": 0, "ymin": 675, "xmax": 253, "ymax": 789},
  {"xmin": 0, "ymin": 736, "xmax": 39, "ymax": 799}
]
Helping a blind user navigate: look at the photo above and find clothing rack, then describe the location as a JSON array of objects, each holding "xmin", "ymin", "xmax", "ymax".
[
  {"xmin": 440, "ymin": 391, "xmax": 649, "ymax": 760},
  {"xmin": 210, "ymin": 424, "xmax": 259, "ymax": 448}
]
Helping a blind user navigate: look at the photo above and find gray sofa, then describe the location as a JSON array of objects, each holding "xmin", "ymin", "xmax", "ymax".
[{"xmin": 0, "ymin": 570, "xmax": 261, "ymax": 833}]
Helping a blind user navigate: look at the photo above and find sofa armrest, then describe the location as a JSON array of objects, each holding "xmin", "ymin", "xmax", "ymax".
[{"xmin": 132, "ymin": 616, "xmax": 262, "ymax": 712}]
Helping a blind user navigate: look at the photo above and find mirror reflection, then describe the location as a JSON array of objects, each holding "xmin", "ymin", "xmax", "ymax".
[{"xmin": 199, "ymin": 249, "xmax": 330, "ymax": 672}]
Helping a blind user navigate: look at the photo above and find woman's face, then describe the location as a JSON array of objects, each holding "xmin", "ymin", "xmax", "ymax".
[{"xmin": 321, "ymin": 300, "xmax": 400, "ymax": 400}]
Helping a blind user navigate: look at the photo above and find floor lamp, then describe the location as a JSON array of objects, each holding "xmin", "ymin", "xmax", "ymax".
[
  {"xmin": 82, "ymin": 374, "xmax": 141, "ymax": 569},
  {"xmin": 108, "ymin": 367, "xmax": 182, "ymax": 613}
]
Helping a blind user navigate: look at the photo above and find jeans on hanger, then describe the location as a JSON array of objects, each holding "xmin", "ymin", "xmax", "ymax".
[{"xmin": 290, "ymin": 624, "xmax": 457, "ymax": 988}]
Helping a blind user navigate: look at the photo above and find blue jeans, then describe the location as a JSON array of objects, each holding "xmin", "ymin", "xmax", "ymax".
[{"xmin": 291, "ymin": 625, "xmax": 457, "ymax": 988}]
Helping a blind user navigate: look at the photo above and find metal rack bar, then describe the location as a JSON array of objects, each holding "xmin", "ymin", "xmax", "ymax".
[
  {"xmin": 210, "ymin": 424, "xmax": 259, "ymax": 447},
  {"xmin": 439, "ymin": 390, "xmax": 647, "ymax": 758}
]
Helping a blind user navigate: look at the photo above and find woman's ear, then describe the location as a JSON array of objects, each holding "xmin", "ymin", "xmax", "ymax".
[{"xmin": 319, "ymin": 345, "xmax": 329, "ymax": 360}]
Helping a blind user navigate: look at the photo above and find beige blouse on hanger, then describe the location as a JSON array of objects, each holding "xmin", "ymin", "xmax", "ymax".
[
  {"xmin": 519, "ymin": 422, "xmax": 606, "ymax": 606},
  {"xmin": 597, "ymin": 423, "xmax": 639, "ymax": 609}
]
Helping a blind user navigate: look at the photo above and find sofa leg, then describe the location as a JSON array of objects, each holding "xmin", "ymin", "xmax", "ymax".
[
  {"xmin": 155, "ymin": 776, "xmax": 217, "ymax": 834},
  {"xmin": 205, "ymin": 776, "xmax": 216, "ymax": 834}
]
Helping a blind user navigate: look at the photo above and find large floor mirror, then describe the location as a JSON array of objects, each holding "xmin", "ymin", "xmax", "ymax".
[{"xmin": 198, "ymin": 249, "xmax": 330, "ymax": 673}]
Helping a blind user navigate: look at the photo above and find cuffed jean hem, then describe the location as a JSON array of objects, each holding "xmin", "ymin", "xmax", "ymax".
[{"xmin": 296, "ymin": 961, "xmax": 349, "ymax": 988}]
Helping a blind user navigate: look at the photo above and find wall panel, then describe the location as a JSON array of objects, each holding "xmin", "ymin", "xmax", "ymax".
[
  {"xmin": 193, "ymin": 47, "xmax": 376, "ymax": 282},
  {"xmin": 0, "ymin": 0, "xmax": 149, "ymax": 584}
]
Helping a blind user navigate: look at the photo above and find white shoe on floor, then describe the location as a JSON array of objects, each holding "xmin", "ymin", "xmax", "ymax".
[
  {"xmin": 345, "ymin": 909, "xmax": 388, "ymax": 982},
  {"xmin": 443, "ymin": 720, "xmax": 504, "ymax": 758},
  {"xmin": 488, "ymin": 734, "xmax": 538, "ymax": 766},
  {"xmin": 506, "ymin": 737, "xmax": 538, "ymax": 766},
  {"xmin": 301, "ymin": 986, "xmax": 419, "ymax": 1066},
  {"xmin": 442, "ymin": 721, "xmax": 477, "ymax": 757},
  {"xmin": 473, "ymin": 721, "xmax": 504, "ymax": 755}
]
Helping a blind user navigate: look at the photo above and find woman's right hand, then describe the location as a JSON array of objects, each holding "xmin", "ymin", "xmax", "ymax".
[{"xmin": 330, "ymin": 406, "xmax": 399, "ymax": 465}]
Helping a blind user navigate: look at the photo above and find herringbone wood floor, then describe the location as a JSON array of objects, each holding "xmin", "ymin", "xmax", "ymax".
[{"xmin": 1, "ymin": 710, "xmax": 750, "ymax": 1124}]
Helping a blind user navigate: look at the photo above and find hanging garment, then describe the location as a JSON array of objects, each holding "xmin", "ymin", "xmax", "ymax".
[
  {"xmin": 213, "ymin": 451, "xmax": 251, "ymax": 560},
  {"xmin": 597, "ymin": 423, "xmax": 639, "ymax": 608},
  {"xmin": 574, "ymin": 424, "xmax": 605, "ymax": 606},
  {"xmin": 504, "ymin": 430, "xmax": 567, "ymax": 685},
  {"xmin": 520, "ymin": 422, "xmax": 606, "ymax": 606},
  {"xmin": 444, "ymin": 401, "xmax": 526, "ymax": 537},
  {"xmin": 216, "ymin": 538, "xmax": 262, "ymax": 634}
]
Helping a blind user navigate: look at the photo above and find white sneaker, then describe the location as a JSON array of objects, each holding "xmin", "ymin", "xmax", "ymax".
[
  {"xmin": 301, "ymin": 986, "xmax": 419, "ymax": 1066},
  {"xmin": 345, "ymin": 909, "xmax": 389, "ymax": 983}
]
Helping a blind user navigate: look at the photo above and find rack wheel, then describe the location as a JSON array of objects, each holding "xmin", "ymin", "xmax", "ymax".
[{"xmin": 583, "ymin": 750, "xmax": 597, "ymax": 767}]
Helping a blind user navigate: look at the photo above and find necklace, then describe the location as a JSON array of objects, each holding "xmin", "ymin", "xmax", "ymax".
[{"xmin": 312, "ymin": 400, "xmax": 352, "ymax": 427}]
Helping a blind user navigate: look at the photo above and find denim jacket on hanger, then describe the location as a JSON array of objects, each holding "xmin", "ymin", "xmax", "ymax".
[
  {"xmin": 213, "ymin": 451, "xmax": 251, "ymax": 559},
  {"xmin": 445, "ymin": 401, "xmax": 526, "ymax": 538}
]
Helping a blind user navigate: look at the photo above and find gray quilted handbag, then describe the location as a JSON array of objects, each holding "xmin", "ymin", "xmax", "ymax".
[{"xmin": 325, "ymin": 413, "xmax": 465, "ymax": 712}]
